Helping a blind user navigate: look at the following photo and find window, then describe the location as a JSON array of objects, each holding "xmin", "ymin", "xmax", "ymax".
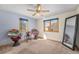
[
  {"xmin": 19, "ymin": 18, "xmax": 29, "ymax": 32},
  {"xmin": 44, "ymin": 18, "xmax": 59, "ymax": 32}
]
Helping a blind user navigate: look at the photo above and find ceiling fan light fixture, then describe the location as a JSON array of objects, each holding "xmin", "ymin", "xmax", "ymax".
[{"xmin": 27, "ymin": 4, "xmax": 49, "ymax": 16}]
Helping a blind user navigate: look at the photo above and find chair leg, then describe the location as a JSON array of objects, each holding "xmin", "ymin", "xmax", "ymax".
[{"xmin": 13, "ymin": 41, "xmax": 20, "ymax": 47}]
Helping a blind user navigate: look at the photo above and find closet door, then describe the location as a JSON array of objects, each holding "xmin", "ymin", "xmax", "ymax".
[{"xmin": 62, "ymin": 15, "xmax": 77, "ymax": 50}]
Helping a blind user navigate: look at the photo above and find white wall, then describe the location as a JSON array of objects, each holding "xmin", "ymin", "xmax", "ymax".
[
  {"xmin": 0, "ymin": 10, "xmax": 37, "ymax": 46},
  {"xmin": 37, "ymin": 10, "xmax": 77, "ymax": 42}
]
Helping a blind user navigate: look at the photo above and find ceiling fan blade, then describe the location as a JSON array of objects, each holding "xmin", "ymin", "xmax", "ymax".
[
  {"xmin": 27, "ymin": 9, "xmax": 35, "ymax": 12},
  {"xmin": 41, "ymin": 10, "xmax": 49, "ymax": 12},
  {"xmin": 32, "ymin": 12, "xmax": 37, "ymax": 16}
]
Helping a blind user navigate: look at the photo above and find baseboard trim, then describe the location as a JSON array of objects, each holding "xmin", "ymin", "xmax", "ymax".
[
  {"xmin": 48, "ymin": 39, "xmax": 61, "ymax": 43},
  {"xmin": 0, "ymin": 39, "xmax": 26, "ymax": 48}
]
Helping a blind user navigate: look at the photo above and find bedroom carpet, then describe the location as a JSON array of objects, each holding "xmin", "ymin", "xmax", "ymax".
[{"xmin": 0, "ymin": 39, "xmax": 79, "ymax": 54}]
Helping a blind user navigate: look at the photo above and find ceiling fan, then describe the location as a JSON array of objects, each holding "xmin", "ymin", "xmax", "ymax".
[{"xmin": 27, "ymin": 4, "xmax": 49, "ymax": 16}]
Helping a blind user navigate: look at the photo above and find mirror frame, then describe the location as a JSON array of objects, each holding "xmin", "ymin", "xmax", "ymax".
[{"xmin": 62, "ymin": 15, "xmax": 78, "ymax": 50}]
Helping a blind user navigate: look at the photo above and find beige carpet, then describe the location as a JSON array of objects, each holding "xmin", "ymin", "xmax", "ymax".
[{"xmin": 0, "ymin": 39, "xmax": 79, "ymax": 54}]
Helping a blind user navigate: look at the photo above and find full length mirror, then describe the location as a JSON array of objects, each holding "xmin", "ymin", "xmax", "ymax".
[{"xmin": 62, "ymin": 16, "xmax": 77, "ymax": 49}]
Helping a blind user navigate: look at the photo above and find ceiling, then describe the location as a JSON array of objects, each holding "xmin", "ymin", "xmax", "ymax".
[{"xmin": 0, "ymin": 4, "xmax": 78, "ymax": 19}]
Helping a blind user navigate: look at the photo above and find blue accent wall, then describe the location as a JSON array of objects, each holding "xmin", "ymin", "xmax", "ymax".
[{"xmin": 0, "ymin": 10, "xmax": 37, "ymax": 46}]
